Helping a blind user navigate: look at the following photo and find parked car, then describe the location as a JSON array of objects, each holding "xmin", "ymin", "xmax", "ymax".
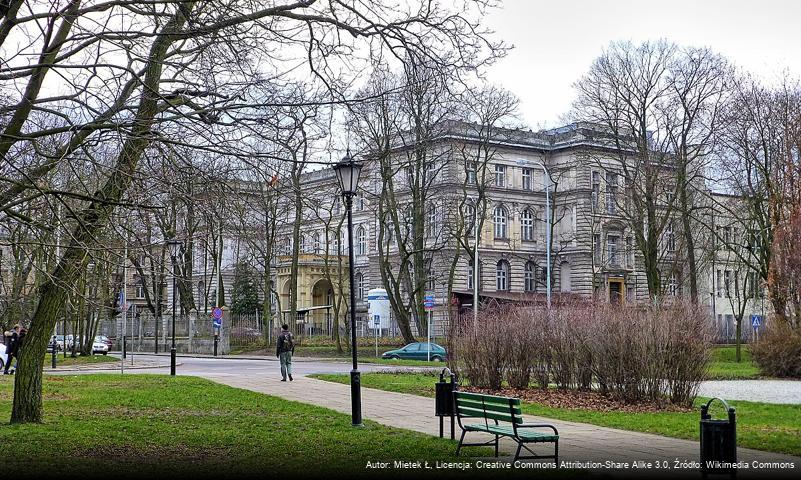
[
  {"xmin": 0, "ymin": 343, "xmax": 8, "ymax": 371},
  {"xmin": 96, "ymin": 335, "xmax": 113, "ymax": 350},
  {"xmin": 381, "ymin": 342, "xmax": 447, "ymax": 362},
  {"xmin": 92, "ymin": 337, "xmax": 109, "ymax": 355}
]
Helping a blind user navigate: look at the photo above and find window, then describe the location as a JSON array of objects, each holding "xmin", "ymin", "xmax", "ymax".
[
  {"xmin": 425, "ymin": 161, "xmax": 437, "ymax": 183},
  {"xmin": 467, "ymin": 261, "xmax": 474, "ymax": 290},
  {"xmin": 496, "ymin": 260, "xmax": 510, "ymax": 291},
  {"xmin": 666, "ymin": 222, "xmax": 676, "ymax": 252},
  {"xmin": 464, "ymin": 203, "xmax": 476, "ymax": 236},
  {"xmin": 606, "ymin": 172, "xmax": 617, "ymax": 214},
  {"xmin": 313, "ymin": 232, "xmax": 321, "ymax": 254},
  {"xmin": 355, "ymin": 273, "xmax": 364, "ymax": 300},
  {"xmin": 524, "ymin": 261, "xmax": 537, "ymax": 292},
  {"xmin": 494, "ymin": 205, "xmax": 508, "ymax": 239},
  {"xmin": 494, "ymin": 164, "xmax": 506, "ymax": 187},
  {"xmin": 521, "ymin": 209, "xmax": 535, "ymax": 241},
  {"xmin": 466, "ymin": 161, "xmax": 477, "ymax": 185},
  {"xmin": 593, "ymin": 234, "xmax": 602, "ymax": 263},
  {"xmin": 608, "ymin": 234, "xmax": 620, "ymax": 266},
  {"xmin": 591, "ymin": 171, "xmax": 600, "ymax": 211},
  {"xmin": 333, "ymin": 197, "xmax": 341, "ymax": 215},
  {"xmin": 522, "ymin": 168, "xmax": 532, "ymax": 190},
  {"xmin": 716, "ymin": 269, "xmax": 723, "ymax": 297},
  {"xmin": 299, "ymin": 235, "xmax": 306, "ymax": 253},
  {"xmin": 668, "ymin": 274, "xmax": 678, "ymax": 296},
  {"xmin": 426, "ymin": 206, "xmax": 438, "ymax": 237},
  {"xmin": 724, "ymin": 270, "xmax": 732, "ymax": 298},
  {"xmin": 134, "ymin": 277, "xmax": 145, "ymax": 299},
  {"xmin": 560, "ymin": 262, "xmax": 572, "ymax": 293},
  {"xmin": 357, "ymin": 226, "xmax": 367, "ymax": 255},
  {"xmin": 358, "ymin": 195, "xmax": 366, "ymax": 211}
]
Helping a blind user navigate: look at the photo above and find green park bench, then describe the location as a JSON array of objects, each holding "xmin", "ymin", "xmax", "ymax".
[{"xmin": 454, "ymin": 391, "xmax": 559, "ymax": 464}]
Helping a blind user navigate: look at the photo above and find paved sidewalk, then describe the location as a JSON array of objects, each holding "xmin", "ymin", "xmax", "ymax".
[
  {"xmin": 203, "ymin": 372, "xmax": 800, "ymax": 476},
  {"xmin": 699, "ymin": 380, "xmax": 801, "ymax": 405}
]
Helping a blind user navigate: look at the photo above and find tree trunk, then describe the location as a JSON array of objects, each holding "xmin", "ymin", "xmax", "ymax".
[{"xmin": 11, "ymin": 3, "xmax": 194, "ymax": 423}]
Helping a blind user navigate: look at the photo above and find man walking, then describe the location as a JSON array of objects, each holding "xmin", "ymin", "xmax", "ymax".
[{"xmin": 276, "ymin": 324, "xmax": 294, "ymax": 382}]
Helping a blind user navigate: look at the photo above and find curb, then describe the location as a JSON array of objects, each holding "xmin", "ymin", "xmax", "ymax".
[{"xmin": 44, "ymin": 362, "xmax": 180, "ymax": 372}]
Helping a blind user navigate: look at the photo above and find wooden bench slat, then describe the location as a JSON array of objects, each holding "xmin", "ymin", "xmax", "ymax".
[
  {"xmin": 455, "ymin": 391, "xmax": 521, "ymax": 406},
  {"xmin": 456, "ymin": 398, "xmax": 522, "ymax": 415},
  {"xmin": 457, "ymin": 406, "xmax": 521, "ymax": 424}
]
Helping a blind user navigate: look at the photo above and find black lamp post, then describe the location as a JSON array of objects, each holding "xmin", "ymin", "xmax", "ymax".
[
  {"xmin": 332, "ymin": 151, "xmax": 363, "ymax": 427},
  {"xmin": 167, "ymin": 239, "xmax": 182, "ymax": 376}
]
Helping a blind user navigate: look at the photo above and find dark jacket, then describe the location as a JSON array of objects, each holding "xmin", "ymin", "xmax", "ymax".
[
  {"xmin": 7, "ymin": 331, "xmax": 22, "ymax": 356},
  {"xmin": 276, "ymin": 331, "xmax": 294, "ymax": 356}
]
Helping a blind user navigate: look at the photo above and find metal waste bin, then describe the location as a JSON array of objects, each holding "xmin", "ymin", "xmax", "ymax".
[
  {"xmin": 700, "ymin": 397, "xmax": 737, "ymax": 476},
  {"xmin": 435, "ymin": 368, "xmax": 458, "ymax": 439}
]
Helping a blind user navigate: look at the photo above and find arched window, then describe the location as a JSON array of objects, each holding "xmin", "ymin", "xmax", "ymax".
[
  {"xmin": 494, "ymin": 205, "xmax": 507, "ymax": 239},
  {"xmin": 521, "ymin": 209, "xmax": 535, "ymax": 241},
  {"xmin": 312, "ymin": 232, "xmax": 321, "ymax": 254},
  {"xmin": 496, "ymin": 260, "xmax": 510, "ymax": 291},
  {"xmin": 299, "ymin": 235, "xmax": 306, "ymax": 253},
  {"xmin": 357, "ymin": 226, "xmax": 367, "ymax": 255},
  {"xmin": 355, "ymin": 272, "xmax": 364, "ymax": 300},
  {"xmin": 463, "ymin": 202, "xmax": 476, "ymax": 236},
  {"xmin": 524, "ymin": 261, "xmax": 537, "ymax": 292}
]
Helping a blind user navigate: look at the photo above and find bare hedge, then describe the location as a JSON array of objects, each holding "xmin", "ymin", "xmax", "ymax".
[
  {"xmin": 751, "ymin": 323, "xmax": 801, "ymax": 378},
  {"xmin": 453, "ymin": 300, "xmax": 713, "ymax": 406}
]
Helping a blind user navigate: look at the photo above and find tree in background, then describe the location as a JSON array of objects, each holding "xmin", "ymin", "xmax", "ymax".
[{"xmin": 230, "ymin": 262, "xmax": 261, "ymax": 316}]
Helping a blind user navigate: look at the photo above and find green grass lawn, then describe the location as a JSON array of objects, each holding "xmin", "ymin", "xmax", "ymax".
[
  {"xmin": 707, "ymin": 345, "xmax": 762, "ymax": 379},
  {"xmin": 0, "ymin": 374, "xmax": 511, "ymax": 477},
  {"xmin": 47, "ymin": 354, "xmax": 119, "ymax": 367},
  {"xmin": 310, "ymin": 372, "xmax": 801, "ymax": 457}
]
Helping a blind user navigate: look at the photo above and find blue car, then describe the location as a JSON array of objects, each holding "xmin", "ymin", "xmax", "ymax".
[{"xmin": 382, "ymin": 342, "xmax": 447, "ymax": 362}]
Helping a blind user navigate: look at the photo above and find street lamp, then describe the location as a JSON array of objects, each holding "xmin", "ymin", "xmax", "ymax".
[
  {"xmin": 332, "ymin": 151, "xmax": 363, "ymax": 427},
  {"xmin": 167, "ymin": 238, "xmax": 182, "ymax": 376}
]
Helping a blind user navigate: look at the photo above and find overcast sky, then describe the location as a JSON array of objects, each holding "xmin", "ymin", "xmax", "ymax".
[{"xmin": 483, "ymin": 0, "xmax": 801, "ymax": 129}]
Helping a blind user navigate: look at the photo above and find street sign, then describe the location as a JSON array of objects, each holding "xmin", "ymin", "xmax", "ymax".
[
  {"xmin": 212, "ymin": 307, "xmax": 223, "ymax": 320},
  {"xmin": 373, "ymin": 315, "xmax": 380, "ymax": 326},
  {"xmin": 213, "ymin": 318, "xmax": 222, "ymax": 329},
  {"xmin": 424, "ymin": 294, "xmax": 435, "ymax": 311},
  {"xmin": 751, "ymin": 315, "xmax": 763, "ymax": 328}
]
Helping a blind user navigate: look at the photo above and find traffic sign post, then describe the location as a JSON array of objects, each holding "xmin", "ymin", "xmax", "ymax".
[
  {"xmin": 212, "ymin": 307, "xmax": 223, "ymax": 356},
  {"xmin": 751, "ymin": 315, "xmax": 763, "ymax": 342},
  {"xmin": 424, "ymin": 293, "xmax": 435, "ymax": 361}
]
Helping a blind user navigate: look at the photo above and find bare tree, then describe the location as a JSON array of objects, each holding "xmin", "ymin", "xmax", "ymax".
[{"xmin": 2, "ymin": 0, "xmax": 504, "ymax": 423}]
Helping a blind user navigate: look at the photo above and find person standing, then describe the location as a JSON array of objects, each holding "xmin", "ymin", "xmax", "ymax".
[
  {"xmin": 276, "ymin": 324, "xmax": 294, "ymax": 381},
  {"xmin": 3, "ymin": 324, "xmax": 24, "ymax": 375}
]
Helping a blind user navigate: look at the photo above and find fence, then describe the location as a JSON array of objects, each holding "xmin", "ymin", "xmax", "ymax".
[
  {"xmin": 93, "ymin": 311, "xmax": 229, "ymax": 354},
  {"xmin": 226, "ymin": 308, "xmax": 452, "ymax": 346}
]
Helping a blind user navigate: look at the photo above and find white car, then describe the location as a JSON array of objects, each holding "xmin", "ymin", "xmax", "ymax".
[
  {"xmin": 92, "ymin": 340, "xmax": 109, "ymax": 355},
  {"xmin": 0, "ymin": 343, "xmax": 9, "ymax": 372}
]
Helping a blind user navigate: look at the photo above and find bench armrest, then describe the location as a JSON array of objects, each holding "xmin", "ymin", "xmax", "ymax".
[{"xmin": 517, "ymin": 423, "xmax": 559, "ymax": 435}]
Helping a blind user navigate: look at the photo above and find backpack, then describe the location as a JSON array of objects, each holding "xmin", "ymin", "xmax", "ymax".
[{"xmin": 280, "ymin": 332, "xmax": 294, "ymax": 353}]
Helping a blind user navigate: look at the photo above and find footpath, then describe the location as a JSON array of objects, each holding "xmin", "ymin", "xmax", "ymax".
[{"xmin": 203, "ymin": 372, "xmax": 800, "ymax": 476}]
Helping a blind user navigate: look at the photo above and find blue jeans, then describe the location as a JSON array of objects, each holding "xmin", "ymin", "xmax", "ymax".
[{"xmin": 279, "ymin": 351, "xmax": 293, "ymax": 379}]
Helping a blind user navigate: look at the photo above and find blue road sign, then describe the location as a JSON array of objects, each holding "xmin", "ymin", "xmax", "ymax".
[
  {"xmin": 212, "ymin": 307, "xmax": 223, "ymax": 320},
  {"xmin": 213, "ymin": 318, "xmax": 222, "ymax": 329},
  {"xmin": 751, "ymin": 314, "xmax": 763, "ymax": 328},
  {"xmin": 373, "ymin": 315, "xmax": 380, "ymax": 326},
  {"xmin": 424, "ymin": 294, "xmax": 435, "ymax": 311}
]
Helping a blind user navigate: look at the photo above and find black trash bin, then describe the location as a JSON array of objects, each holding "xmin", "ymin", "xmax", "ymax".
[
  {"xmin": 700, "ymin": 397, "xmax": 737, "ymax": 476},
  {"xmin": 435, "ymin": 368, "xmax": 458, "ymax": 439}
]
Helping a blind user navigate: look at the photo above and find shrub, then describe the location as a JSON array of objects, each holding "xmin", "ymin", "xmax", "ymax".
[
  {"xmin": 453, "ymin": 306, "xmax": 509, "ymax": 389},
  {"xmin": 454, "ymin": 299, "xmax": 713, "ymax": 406},
  {"xmin": 751, "ymin": 323, "xmax": 801, "ymax": 378}
]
